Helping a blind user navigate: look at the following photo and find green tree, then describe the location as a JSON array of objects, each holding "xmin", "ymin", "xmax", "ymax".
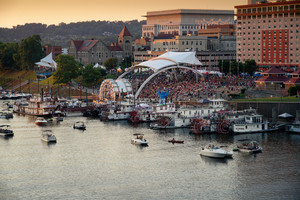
[
  {"xmin": 104, "ymin": 57, "xmax": 118, "ymax": 71},
  {"xmin": 53, "ymin": 55, "xmax": 79, "ymax": 84},
  {"xmin": 218, "ymin": 59, "xmax": 230, "ymax": 74},
  {"xmin": 0, "ymin": 42, "xmax": 20, "ymax": 70},
  {"xmin": 18, "ymin": 35, "xmax": 45, "ymax": 70},
  {"xmin": 82, "ymin": 64, "xmax": 102, "ymax": 87},
  {"xmin": 243, "ymin": 59, "xmax": 257, "ymax": 76}
]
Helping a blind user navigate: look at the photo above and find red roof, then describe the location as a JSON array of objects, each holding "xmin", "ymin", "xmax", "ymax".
[
  {"xmin": 262, "ymin": 67, "xmax": 286, "ymax": 75},
  {"xmin": 72, "ymin": 39, "xmax": 99, "ymax": 51},
  {"xmin": 255, "ymin": 76, "xmax": 288, "ymax": 83},
  {"xmin": 107, "ymin": 46, "xmax": 123, "ymax": 51},
  {"xmin": 119, "ymin": 26, "xmax": 132, "ymax": 37},
  {"xmin": 291, "ymin": 69, "xmax": 300, "ymax": 75},
  {"xmin": 284, "ymin": 78, "xmax": 300, "ymax": 84}
]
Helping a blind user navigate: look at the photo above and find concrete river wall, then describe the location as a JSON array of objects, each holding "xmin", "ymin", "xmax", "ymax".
[{"xmin": 227, "ymin": 101, "xmax": 300, "ymax": 120}]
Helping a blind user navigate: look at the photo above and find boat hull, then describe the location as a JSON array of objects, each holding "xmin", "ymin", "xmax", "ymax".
[{"xmin": 131, "ymin": 139, "xmax": 148, "ymax": 146}]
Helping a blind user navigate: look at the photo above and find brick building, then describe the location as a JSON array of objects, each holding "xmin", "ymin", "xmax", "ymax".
[{"xmin": 235, "ymin": 0, "xmax": 300, "ymax": 70}]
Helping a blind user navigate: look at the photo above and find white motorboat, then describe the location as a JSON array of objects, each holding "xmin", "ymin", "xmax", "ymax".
[
  {"xmin": 0, "ymin": 125, "xmax": 14, "ymax": 137},
  {"xmin": 236, "ymin": 140, "xmax": 262, "ymax": 153},
  {"xmin": 200, "ymin": 143, "xmax": 233, "ymax": 158},
  {"xmin": 41, "ymin": 130, "xmax": 57, "ymax": 143},
  {"xmin": 73, "ymin": 121, "xmax": 86, "ymax": 130},
  {"xmin": 131, "ymin": 133, "xmax": 148, "ymax": 146},
  {"xmin": 35, "ymin": 117, "xmax": 48, "ymax": 126},
  {"xmin": 285, "ymin": 121, "xmax": 300, "ymax": 133}
]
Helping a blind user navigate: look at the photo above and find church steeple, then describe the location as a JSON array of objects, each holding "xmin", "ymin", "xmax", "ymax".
[{"xmin": 118, "ymin": 26, "xmax": 132, "ymax": 57}]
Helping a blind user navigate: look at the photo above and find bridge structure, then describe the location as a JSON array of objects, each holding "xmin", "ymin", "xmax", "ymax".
[{"xmin": 99, "ymin": 51, "xmax": 203, "ymax": 101}]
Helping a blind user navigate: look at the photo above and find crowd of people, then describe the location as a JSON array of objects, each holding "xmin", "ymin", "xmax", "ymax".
[{"xmin": 126, "ymin": 69, "xmax": 255, "ymax": 101}]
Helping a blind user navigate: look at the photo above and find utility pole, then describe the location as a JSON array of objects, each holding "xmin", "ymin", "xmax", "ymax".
[
  {"xmin": 28, "ymin": 79, "xmax": 31, "ymax": 94},
  {"xmin": 229, "ymin": 60, "xmax": 231, "ymax": 75},
  {"xmin": 37, "ymin": 78, "xmax": 40, "ymax": 94}
]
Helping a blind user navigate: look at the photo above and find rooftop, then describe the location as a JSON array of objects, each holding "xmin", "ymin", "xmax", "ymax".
[{"xmin": 143, "ymin": 9, "xmax": 234, "ymax": 17}]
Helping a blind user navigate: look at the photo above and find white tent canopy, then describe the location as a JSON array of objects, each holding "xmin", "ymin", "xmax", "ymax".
[
  {"xmin": 278, "ymin": 113, "xmax": 294, "ymax": 118},
  {"xmin": 35, "ymin": 53, "xmax": 57, "ymax": 69},
  {"xmin": 136, "ymin": 51, "xmax": 202, "ymax": 72}
]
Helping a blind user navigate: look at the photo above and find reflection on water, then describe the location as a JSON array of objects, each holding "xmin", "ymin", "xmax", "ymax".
[
  {"xmin": 200, "ymin": 155, "xmax": 232, "ymax": 165},
  {"xmin": 0, "ymin": 111, "xmax": 299, "ymax": 200}
]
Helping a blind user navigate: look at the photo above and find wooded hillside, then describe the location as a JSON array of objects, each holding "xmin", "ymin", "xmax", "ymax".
[{"xmin": 0, "ymin": 20, "xmax": 146, "ymax": 47}]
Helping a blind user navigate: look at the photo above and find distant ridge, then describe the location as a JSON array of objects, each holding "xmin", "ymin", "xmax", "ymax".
[{"xmin": 0, "ymin": 20, "xmax": 146, "ymax": 47}]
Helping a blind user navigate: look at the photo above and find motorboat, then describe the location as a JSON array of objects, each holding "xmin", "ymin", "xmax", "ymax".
[
  {"xmin": 73, "ymin": 121, "xmax": 86, "ymax": 130},
  {"xmin": 200, "ymin": 143, "xmax": 233, "ymax": 158},
  {"xmin": 35, "ymin": 117, "xmax": 48, "ymax": 126},
  {"xmin": 0, "ymin": 125, "xmax": 14, "ymax": 137},
  {"xmin": 168, "ymin": 138, "xmax": 184, "ymax": 144},
  {"xmin": 0, "ymin": 111, "xmax": 13, "ymax": 119},
  {"xmin": 41, "ymin": 130, "xmax": 57, "ymax": 143},
  {"xmin": 131, "ymin": 133, "xmax": 148, "ymax": 146},
  {"xmin": 285, "ymin": 121, "xmax": 300, "ymax": 133},
  {"xmin": 236, "ymin": 140, "xmax": 262, "ymax": 153},
  {"xmin": 50, "ymin": 110, "xmax": 64, "ymax": 122}
]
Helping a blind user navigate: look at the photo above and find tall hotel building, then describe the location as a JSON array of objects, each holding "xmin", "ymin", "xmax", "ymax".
[
  {"xmin": 142, "ymin": 9, "xmax": 234, "ymax": 37},
  {"xmin": 235, "ymin": 0, "xmax": 300, "ymax": 69}
]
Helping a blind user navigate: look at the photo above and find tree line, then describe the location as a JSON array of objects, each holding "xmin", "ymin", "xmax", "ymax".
[
  {"xmin": 218, "ymin": 59, "xmax": 257, "ymax": 76},
  {"xmin": 0, "ymin": 20, "xmax": 145, "ymax": 47}
]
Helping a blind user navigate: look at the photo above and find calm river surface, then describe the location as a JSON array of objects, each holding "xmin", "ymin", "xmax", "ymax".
[{"xmin": 0, "ymin": 109, "xmax": 300, "ymax": 200}]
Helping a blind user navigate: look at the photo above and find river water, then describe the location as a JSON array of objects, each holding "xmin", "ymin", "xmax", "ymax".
[{"xmin": 0, "ymin": 109, "xmax": 300, "ymax": 200}]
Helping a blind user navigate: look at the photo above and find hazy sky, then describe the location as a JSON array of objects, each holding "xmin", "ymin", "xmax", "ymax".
[{"xmin": 0, "ymin": 0, "xmax": 248, "ymax": 28}]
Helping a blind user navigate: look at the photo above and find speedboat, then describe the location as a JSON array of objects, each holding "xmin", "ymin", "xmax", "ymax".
[
  {"xmin": 73, "ymin": 121, "xmax": 86, "ymax": 130},
  {"xmin": 0, "ymin": 125, "xmax": 14, "ymax": 137},
  {"xmin": 41, "ymin": 130, "xmax": 57, "ymax": 143},
  {"xmin": 200, "ymin": 143, "xmax": 233, "ymax": 158},
  {"xmin": 131, "ymin": 133, "xmax": 148, "ymax": 146},
  {"xmin": 236, "ymin": 140, "xmax": 262, "ymax": 153},
  {"xmin": 35, "ymin": 117, "xmax": 48, "ymax": 126}
]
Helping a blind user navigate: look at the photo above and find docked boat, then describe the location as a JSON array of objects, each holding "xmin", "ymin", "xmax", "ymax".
[
  {"xmin": 73, "ymin": 121, "xmax": 86, "ymax": 130},
  {"xmin": 41, "ymin": 130, "xmax": 57, "ymax": 143},
  {"xmin": 168, "ymin": 138, "xmax": 184, "ymax": 144},
  {"xmin": 236, "ymin": 140, "xmax": 262, "ymax": 153},
  {"xmin": 200, "ymin": 143, "xmax": 233, "ymax": 158},
  {"xmin": 231, "ymin": 114, "xmax": 274, "ymax": 134},
  {"xmin": 14, "ymin": 94, "xmax": 58, "ymax": 117},
  {"xmin": 131, "ymin": 133, "xmax": 148, "ymax": 146},
  {"xmin": 285, "ymin": 121, "xmax": 300, "ymax": 133},
  {"xmin": 100, "ymin": 101, "xmax": 136, "ymax": 121},
  {"xmin": 0, "ymin": 125, "xmax": 14, "ymax": 137},
  {"xmin": 129, "ymin": 102, "xmax": 176, "ymax": 123},
  {"xmin": 35, "ymin": 117, "xmax": 48, "ymax": 126}
]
